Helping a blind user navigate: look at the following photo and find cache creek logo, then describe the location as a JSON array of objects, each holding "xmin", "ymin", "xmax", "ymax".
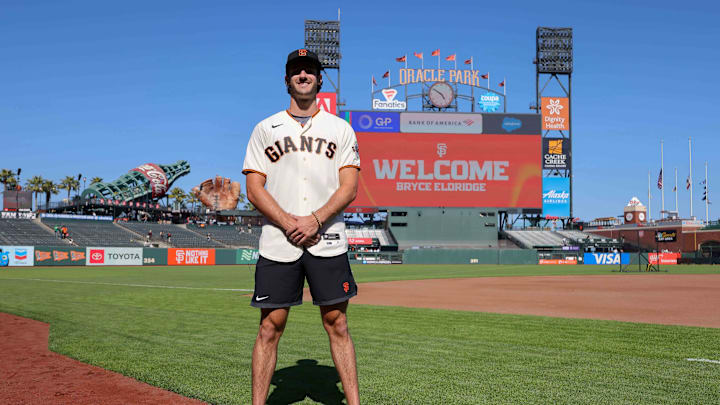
[{"xmin": 501, "ymin": 117, "xmax": 522, "ymax": 132}]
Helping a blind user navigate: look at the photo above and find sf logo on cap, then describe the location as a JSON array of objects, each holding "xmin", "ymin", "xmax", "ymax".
[{"xmin": 299, "ymin": 49, "xmax": 307, "ymax": 56}]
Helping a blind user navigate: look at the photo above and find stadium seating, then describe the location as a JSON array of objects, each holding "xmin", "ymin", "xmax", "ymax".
[
  {"xmin": 503, "ymin": 230, "xmax": 566, "ymax": 249},
  {"xmin": 0, "ymin": 218, "xmax": 62, "ymax": 246},
  {"xmin": 117, "ymin": 222, "xmax": 224, "ymax": 248},
  {"xmin": 187, "ymin": 224, "xmax": 259, "ymax": 248},
  {"xmin": 40, "ymin": 218, "xmax": 142, "ymax": 247},
  {"xmin": 346, "ymin": 227, "xmax": 396, "ymax": 248}
]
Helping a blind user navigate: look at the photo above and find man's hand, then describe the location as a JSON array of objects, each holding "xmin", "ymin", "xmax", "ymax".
[
  {"xmin": 286, "ymin": 214, "xmax": 320, "ymax": 246},
  {"xmin": 192, "ymin": 176, "xmax": 242, "ymax": 210}
]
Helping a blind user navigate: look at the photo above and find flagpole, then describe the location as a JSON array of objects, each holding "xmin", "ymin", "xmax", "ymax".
[
  {"xmin": 405, "ymin": 54, "xmax": 407, "ymax": 69},
  {"xmin": 503, "ymin": 77, "xmax": 506, "ymax": 96},
  {"xmin": 705, "ymin": 161, "xmax": 709, "ymax": 224},
  {"xmin": 487, "ymin": 72, "xmax": 490, "ymax": 90},
  {"xmin": 648, "ymin": 170, "xmax": 652, "ymax": 222},
  {"xmin": 388, "ymin": 70, "xmax": 391, "ymax": 88},
  {"xmin": 689, "ymin": 137, "xmax": 693, "ymax": 218},
  {"xmin": 661, "ymin": 139, "xmax": 665, "ymax": 217},
  {"xmin": 675, "ymin": 167, "xmax": 678, "ymax": 215}
]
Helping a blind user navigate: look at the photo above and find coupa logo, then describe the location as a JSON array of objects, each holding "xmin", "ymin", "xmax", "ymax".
[
  {"xmin": 501, "ymin": 117, "xmax": 522, "ymax": 132},
  {"xmin": 89, "ymin": 249, "xmax": 104, "ymax": 264},
  {"xmin": 478, "ymin": 92, "xmax": 501, "ymax": 112}
]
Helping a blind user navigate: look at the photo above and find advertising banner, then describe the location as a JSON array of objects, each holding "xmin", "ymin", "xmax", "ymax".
[
  {"xmin": 400, "ymin": 112, "xmax": 483, "ymax": 134},
  {"xmin": 542, "ymin": 177, "xmax": 570, "ymax": 217},
  {"xmin": 649, "ymin": 252, "xmax": 680, "ymax": 265},
  {"xmin": 583, "ymin": 252, "xmax": 630, "ymax": 265},
  {"xmin": 541, "ymin": 97, "xmax": 569, "ymax": 131},
  {"xmin": 539, "ymin": 257, "xmax": 577, "ymax": 265},
  {"xmin": 346, "ymin": 111, "xmax": 400, "ymax": 132},
  {"xmin": 131, "ymin": 163, "xmax": 169, "ymax": 198},
  {"xmin": 34, "ymin": 246, "xmax": 86, "ymax": 266},
  {"xmin": 168, "ymin": 248, "xmax": 215, "ymax": 265},
  {"xmin": 482, "ymin": 114, "xmax": 541, "ymax": 135},
  {"xmin": 348, "ymin": 238, "xmax": 373, "ymax": 245},
  {"xmin": 352, "ymin": 132, "xmax": 542, "ymax": 208},
  {"xmin": 655, "ymin": 230, "xmax": 677, "ymax": 242},
  {"xmin": 0, "ymin": 246, "xmax": 34, "ymax": 266},
  {"xmin": 542, "ymin": 138, "xmax": 571, "ymax": 170},
  {"xmin": 316, "ymin": 92, "xmax": 337, "ymax": 115},
  {"xmin": 86, "ymin": 247, "xmax": 143, "ymax": 266},
  {"xmin": 477, "ymin": 92, "xmax": 502, "ymax": 112},
  {"xmin": 236, "ymin": 248, "xmax": 260, "ymax": 265},
  {"xmin": 372, "ymin": 88, "xmax": 406, "ymax": 110}
]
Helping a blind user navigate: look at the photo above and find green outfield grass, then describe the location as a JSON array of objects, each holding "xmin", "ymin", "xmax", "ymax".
[{"xmin": 1, "ymin": 265, "xmax": 719, "ymax": 404}]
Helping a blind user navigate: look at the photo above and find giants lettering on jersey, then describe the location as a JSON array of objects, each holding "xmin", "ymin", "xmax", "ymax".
[{"xmin": 264, "ymin": 135, "xmax": 337, "ymax": 162}]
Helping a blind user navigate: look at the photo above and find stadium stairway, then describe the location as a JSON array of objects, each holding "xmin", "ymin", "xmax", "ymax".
[{"xmin": 118, "ymin": 225, "xmax": 172, "ymax": 248}]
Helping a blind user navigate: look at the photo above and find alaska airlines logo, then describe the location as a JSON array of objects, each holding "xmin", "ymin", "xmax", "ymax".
[{"xmin": 543, "ymin": 190, "xmax": 569, "ymax": 199}]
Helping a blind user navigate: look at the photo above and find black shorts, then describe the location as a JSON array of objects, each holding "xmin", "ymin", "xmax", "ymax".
[{"xmin": 251, "ymin": 250, "xmax": 357, "ymax": 308}]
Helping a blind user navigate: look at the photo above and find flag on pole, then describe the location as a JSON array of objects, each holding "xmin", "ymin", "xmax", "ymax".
[
  {"xmin": 445, "ymin": 54, "xmax": 456, "ymax": 61},
  {"xmin": 431, "ymin": 49, "xmax": 440, "ymax": 56},
  {"xmin": 382, "ymin": 71, "xmax": 389, "ymax": 78},
  {"xmin": 372, "ymin": 76, "xmax": 377, "ymax": 86},
  {"xmin": 481, "ymin": 73, "xmax": 489, "ymax": 79},
  {"xmin": 464, "ymin": 58, "xmax": 472, "ymax": 65},
  {"xmin": 686, "ymin": 176, "xmax": 691, "ymax": 190},
  {"xmin": 413, "ymin": 52, "xmax": 423, "ymax": 59},
  {"xmin": 499, "ymin": 80, "xmax": 505, "ymax": 87},
  {"xmin": 396, "ymin": 55, "xmax": 406, "ymax": 62},
  {"xmin": 673, "ymin": 185, "xmax": 677, "ymax": 192},
  {"xmin": 657, "ymin": 169, "xmax": 663, "ymax": 189}
]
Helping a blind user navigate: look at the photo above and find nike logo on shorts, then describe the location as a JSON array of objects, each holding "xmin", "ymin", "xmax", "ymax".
[
  {"xmin": 271, "ymin": 124, "xmax": 283, "ymax": 128},
  {"xmin": 256, "ymin": 295, "xmax": 269, "ymax": 301}
]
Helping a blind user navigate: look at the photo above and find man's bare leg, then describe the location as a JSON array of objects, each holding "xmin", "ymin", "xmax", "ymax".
[
  {"xmin": 321, "ymin": 301, "xmax": 359, "ymax": 405},
  {"xmin": 252, "ymin": 307, "xmax": 289, "ymax": 405}
]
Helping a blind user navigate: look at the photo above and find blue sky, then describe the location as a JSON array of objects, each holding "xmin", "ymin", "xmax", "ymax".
[{"xmin": 1, "ymin": 0, "xmax": 718, "ymax": 221}]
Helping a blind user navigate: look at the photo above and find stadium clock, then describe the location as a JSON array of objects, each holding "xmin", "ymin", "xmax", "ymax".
[
  {"xmin": 638, "ymin": 212, "xmax": 646, "ymax": 221},
  {"xmin": 625, "ymin": 212, "xmax": 633, "ymax": 222},
  {"xmin": 429, "ymin": 81, "xmax": 454, "ymax": 108}
]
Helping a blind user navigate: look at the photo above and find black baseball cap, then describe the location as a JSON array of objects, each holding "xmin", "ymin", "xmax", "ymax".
[{"xmin": 286, "ymin": 49, "xmax": 322, "ymax": 73}]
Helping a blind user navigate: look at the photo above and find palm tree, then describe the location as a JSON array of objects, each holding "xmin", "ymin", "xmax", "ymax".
[
  {"xmin": 41, "ymin": 180, "xmax": 59, "ymax": 210},
  {"xmin": 168, "ymin": 187, "xmax": 187, "ymax": 210},
  {"xmin": 186, "ymin": 192, "xmax": 199, "ymax": 212},
  {"xmin": 0, "ymin": 169, "xmax": 17, "ymax": 191},
  {"xmin": 25, "ymin": 176, "xmax": 45, "ymax": 211},
  {"xmin": 90, "ymin": 177, "xmax": 103, "ymax": 184},
  {"xmin": 59, "ymin": 176, "xmax": 80, "ymax": 201}
]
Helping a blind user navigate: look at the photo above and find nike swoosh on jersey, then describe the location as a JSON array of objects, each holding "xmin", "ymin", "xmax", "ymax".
[{"xmin": 271, "ymin": 124, "xmax": 283, "ymax": 128}]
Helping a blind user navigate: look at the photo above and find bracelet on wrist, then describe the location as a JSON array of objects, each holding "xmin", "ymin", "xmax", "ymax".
[{"xmin": 311, "ymin": 211, "xmax": 323, "ymax": 228}]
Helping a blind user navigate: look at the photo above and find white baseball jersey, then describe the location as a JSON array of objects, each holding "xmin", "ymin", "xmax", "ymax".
[{"xmin": 242, "ymin": 109, "xmax": 361, "ymax": 262}]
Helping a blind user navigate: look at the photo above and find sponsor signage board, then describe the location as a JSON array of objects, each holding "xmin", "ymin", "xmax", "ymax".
[
  {"xmin": 542, "ymin": 138, "xmax": 571, "ymax": 170},
  {"xmin": 0, "ymin": 246, "xmax": 34, "ymax": 266},
  {"xmin": 400, "ymin": 112, "xmax": 483, "ymax": 134},
  {"xmin": 583, "ymin": 253, "xmax": 630, "ymax": 265},
  {"xmin": 372, "ymin": 88, "xmax": 406, "ymax": 110},
  {"xmin": 168, "ymin": 248, "xmax": 216, "ymax": 265},
  {"xmin": 649, "ymin": 252, "xmax": 680, "ymax": 265},
  {"xmin": 348, "ymin": 238, "xmax": 373, "ymax": 245},
  {"xmin": 542, "ymin": 177, "xmax": 570, "ymax": 217},
  {"xmin": 86, "ymin": 247, "xmax": 143, "ymax": 266},
  {"xmin": 34, "ymin": 246, "xmax": 86, "ymax": 266},
  {"xmin": 345, "ymin": 111, "xmax": 400, "ymax": 132},
  {"xmin": 477, "ymin": 92, "xmax": 502, "ymax": 112},
  {"xmin": 352, "ymin": 132, "xmax": 542, "ymax": 208},
  {"xmin": 316, "ymin": 92, "xmax": 337, "ymax": 115},
  {"xmin": 236, "ymin": 248, "xmax": 260, "ymax": 265},
  {"xmin": 40, "ymin": 213, "xmax": 113, "ymax": 221},
  {"xmin": 398, "ymin": 68, "xmax": 482, "ymax": 86},
  {"xmin": 482, "ymin": 114, "xmax": 541, "ymax": 135},
  {"xmin": 655, "ymin": 230, "xmax": 677, "ymax": 242},
  {"xmin": 131, "ymin": 163, "xmax": 169, "ymax": 198},
  {"xmin": 541, "ymin": 97, "xmax": 569, "ymax": 131},
  {"xmin": 539, "ymin": 257, "xmax": 577, "ymax": 265}
]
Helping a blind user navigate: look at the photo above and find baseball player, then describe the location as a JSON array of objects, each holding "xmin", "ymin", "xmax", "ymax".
[{"xmin": 242, "ymin": 49, "xmax": 361, "ymax": 405}]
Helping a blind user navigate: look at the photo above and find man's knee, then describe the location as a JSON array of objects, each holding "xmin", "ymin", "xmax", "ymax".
[
  {"xmin": 322, "ymin": 311, "xmax": 350, "ymax": 339},
  {"xmin": 257, "ymin": 310, "xmax": 287, "ymax": 344}
]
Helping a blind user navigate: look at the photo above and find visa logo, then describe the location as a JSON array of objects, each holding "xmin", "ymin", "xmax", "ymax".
[{"xmin": 593, "ymin": 253, "xmax": 620, "ymax": 264}]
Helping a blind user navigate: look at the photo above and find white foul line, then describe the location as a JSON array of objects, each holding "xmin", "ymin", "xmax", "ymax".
[
  {"xmin": 686, "ymin": 358, "xmax": 720, "ymax": 364},
  {"xmin": 7, "ymin": 278, "xmax": 253, "ymax": 292}
]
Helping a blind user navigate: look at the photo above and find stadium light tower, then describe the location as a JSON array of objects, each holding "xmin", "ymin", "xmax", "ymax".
[
  {"xmin": 535, "ymin": 27, "xmax": 574, "ymax": 223},
  {"xmin": 304, "ymin": 18, "xmax": 342, "ymax": 107}
]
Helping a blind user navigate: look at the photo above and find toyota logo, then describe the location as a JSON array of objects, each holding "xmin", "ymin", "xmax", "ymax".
[{"xmin": 91, "ymin": 252, "xmax": 103, "ymax": 260}]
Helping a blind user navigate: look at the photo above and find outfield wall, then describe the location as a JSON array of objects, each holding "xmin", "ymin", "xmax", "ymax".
[{"xmin": 402, "ymin": 249, "xmax": 538, "ymax": 265}]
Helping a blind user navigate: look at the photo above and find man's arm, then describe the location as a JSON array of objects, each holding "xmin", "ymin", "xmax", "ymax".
[
  {"xmin": 287, "ymin": 167, "xmax": 359, "ymax": 245},
  {"xmin": 245, "ymin": 172, "xmax": 296, "ymax": 232}
]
